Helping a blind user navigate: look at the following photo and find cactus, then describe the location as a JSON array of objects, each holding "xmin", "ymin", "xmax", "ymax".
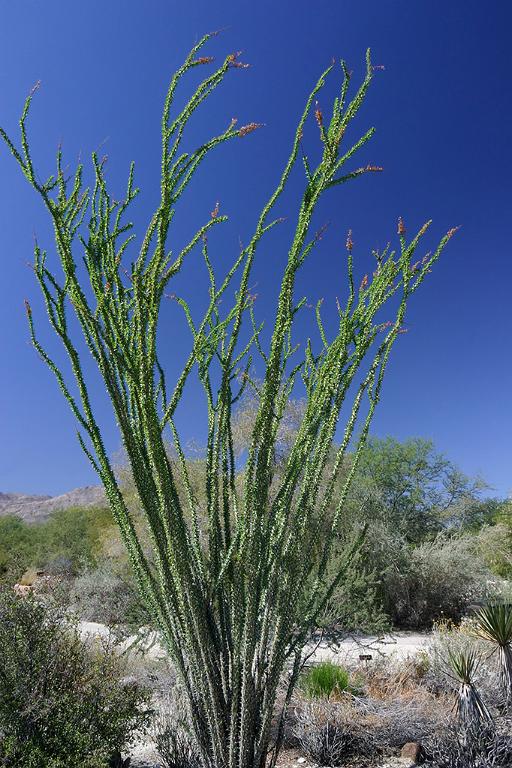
[{"xmin": 1, "ymin": 34, "xmax": 454, "ymax": 768}]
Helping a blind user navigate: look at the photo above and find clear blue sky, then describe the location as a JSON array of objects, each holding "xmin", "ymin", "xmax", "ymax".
[{"xmin": 0, "ymin": 1, "xmax": 510, "ymax": 497}]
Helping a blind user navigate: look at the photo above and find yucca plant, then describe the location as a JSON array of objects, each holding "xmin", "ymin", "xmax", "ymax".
[
  {"xmin": 447, "ymin": 649, "xmax": 492, "ymax": 735},
  {"xmin": 1, "ymin": 33, "xmax": 455, "ymax": 768},
  {"xmin": 473, "ymin": 603, "xmax": 512, "ymax": 706}
]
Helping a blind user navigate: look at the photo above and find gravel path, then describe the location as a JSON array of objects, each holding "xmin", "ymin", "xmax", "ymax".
[{"xmin": 78, "ymin": 621, "xmax": 432, "ymax": 665}]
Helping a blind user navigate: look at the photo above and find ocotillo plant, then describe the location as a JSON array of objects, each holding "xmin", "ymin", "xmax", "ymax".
[{"xmin": 1, "ymin": 34, "xmax": 455, "ymax": 768}]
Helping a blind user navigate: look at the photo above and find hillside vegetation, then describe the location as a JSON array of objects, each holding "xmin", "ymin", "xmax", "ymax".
[{"xmin": 2, "ymin": 436, "xmax": 510, "ymax": 632}]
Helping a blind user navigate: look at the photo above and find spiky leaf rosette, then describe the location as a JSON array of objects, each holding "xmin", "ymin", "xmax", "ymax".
[
  {"xmin": 447, "ymin": 649, "xmax": 493, "ymax": 735},
  {"xmin": 473, "ymin": 603, "xmax": 512, "ymax": 705}
]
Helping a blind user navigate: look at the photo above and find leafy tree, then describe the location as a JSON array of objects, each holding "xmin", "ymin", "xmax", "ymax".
[
  {"xmin": 346, "ymin": 437, "xmax": 492, "ymax": 544},
  {"xmin": 1, "ymin": 35, "xmax": 454, "ymax": 768}
]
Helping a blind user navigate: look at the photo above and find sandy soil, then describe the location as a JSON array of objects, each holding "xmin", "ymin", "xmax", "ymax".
[{"xmin": 78, "ymin": 621, "xmax": 432, "ymax": 665}]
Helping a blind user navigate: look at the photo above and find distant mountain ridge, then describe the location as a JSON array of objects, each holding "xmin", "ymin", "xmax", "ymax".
[{"xmin": 0, "ymin": 486, "xmax": 106, "ymax": 523}]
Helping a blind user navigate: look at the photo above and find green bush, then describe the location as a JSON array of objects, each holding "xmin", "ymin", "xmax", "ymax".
[
  {"xmin": 0, "ymin": 516, "xmax": 37, "ymax": 583},
  {"xmin": 0, "ymin": 591, "xmax": 150, "ymax": 767},
  {"xmin": 0, "ymin": 505, "xmax": 117, "ymax": 585},
  {"xmin": 35, "ymin": 505, "xmax": 114, "ymax": 569},
  {"xmin": 300, "ymin": 662, "xmax": 351, "ymax": 699}
]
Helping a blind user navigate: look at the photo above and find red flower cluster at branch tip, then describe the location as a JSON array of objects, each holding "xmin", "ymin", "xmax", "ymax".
[
  {"xmin": 194, "ymin": 56, "xmax": 214, "ymax": 65},
  {"xmin": 24, "ymin": 299, "xmax": 31, "ymax": 317},
  {"xmin": 346, "ymin": 230, "xmax": 354, "ymax": 252},
  {"xmin": 211, "ymin": 201, "xmax": 220, "ymax": 219},
  {"xmin": 360, "ymin": 274, "xmax": 368, "ymax": 291},
  {"xmin": 314, "ymin": 223, "xmax": 329, "ymax": 242},
  {"xmin": 227, "ymin": 52, "xmax": 249, "ymax": 69},
  {"xmin": 398, "ymin": 217, "xmax": 406, "ymax": 235},
  {"xmin": 446, "ymin": 226, "xmax": 461, "ymax": 239},
  {"xmin": 353, "ymin": 164, "xmax": 383, "ymax": 176},
  {"xmin": 315, "ymin": 102, "xmax": 323, "ymax": 128},
  {"xmin": 238, "ymin": 123, "xmax": 262, "ymax": 137}
]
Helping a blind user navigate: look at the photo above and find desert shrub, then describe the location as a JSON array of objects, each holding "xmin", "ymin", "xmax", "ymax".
[
  {"xmin": 0, "ymin": 590, "xmax": 150, "ymax": 767},
  {"xmin": 291, "ymin": 688, "xmax": 447, "ymax": 765},
  {"xmin": 475, "ymin": 523, "xmax": 512, "ymax": 581},
  {"xmin": 33, "ymin": 505, "xmax": 115, "ymax": 573},
  {"xmin": 423, "ymin": 721, "xmax": 512, "ymax": 768},
  {"xmin": 300, "ymin": 662, "xmax": 351, "ymax": 699},
  {"xmin": 0, "ymin": 516, "xmax": 37, "ymax": 583},
  {"xmin": 0, "ymin": 506, "xmax": 115, "ymax": 587},
  {"xmin": 323, "ymin": 546, "xmax": 390, "ymax": 635},
  {"xmin": 292, "ymin": 701, "xmax": 371, "ymax": 765},
  {"xmin": 68, "ymin": 563, "xmax": 148, "ymax": 627},
  {"xmin": 152, "ymin": 687, "xmax": 201, "ymax": 768},
  {"xmin": 383, "ymin": 533, "xmax": 495, "ymax": 628}
]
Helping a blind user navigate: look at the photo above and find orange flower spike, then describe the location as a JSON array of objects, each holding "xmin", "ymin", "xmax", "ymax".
[
  {"xmin": 346, "ymin": 230, "xmax": 354, "ymax": 252},
  {"xmin": 446, "ymin": 225, "xmax": 461, "ymax": 239},
  {"xmin": 360, "ymin": 274, "xmax": 368, "ymax": 291},
  {"xmin": 211, "ymin": 201, "xmax": 220, "ymax": 219},
  {"xmin": 227, "ymin": 52, "xmax": 249, "ymax": 69},
  {"xmin": 314, "ymin": 101, "xmax": 323, "ymax": 129},
  {"xmin": 397, "ymin": 217, "xmax": 406, "ymax": 236},
  {"xmin": 238, "ymin": 122, "xmax": 263, "ymax": 137}
]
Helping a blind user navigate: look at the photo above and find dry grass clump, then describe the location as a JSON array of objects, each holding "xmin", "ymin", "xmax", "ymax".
[
  {"xmin": 287, "ymin": 657, "xmax": 451, "ymax": 766},
  {"xmin": 422, "ymin": 721, "xmax": 512, "ymax": 768},
  {"xmin": 357, "ymin": 654, "xmax": 432, "ymax": 700}
]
